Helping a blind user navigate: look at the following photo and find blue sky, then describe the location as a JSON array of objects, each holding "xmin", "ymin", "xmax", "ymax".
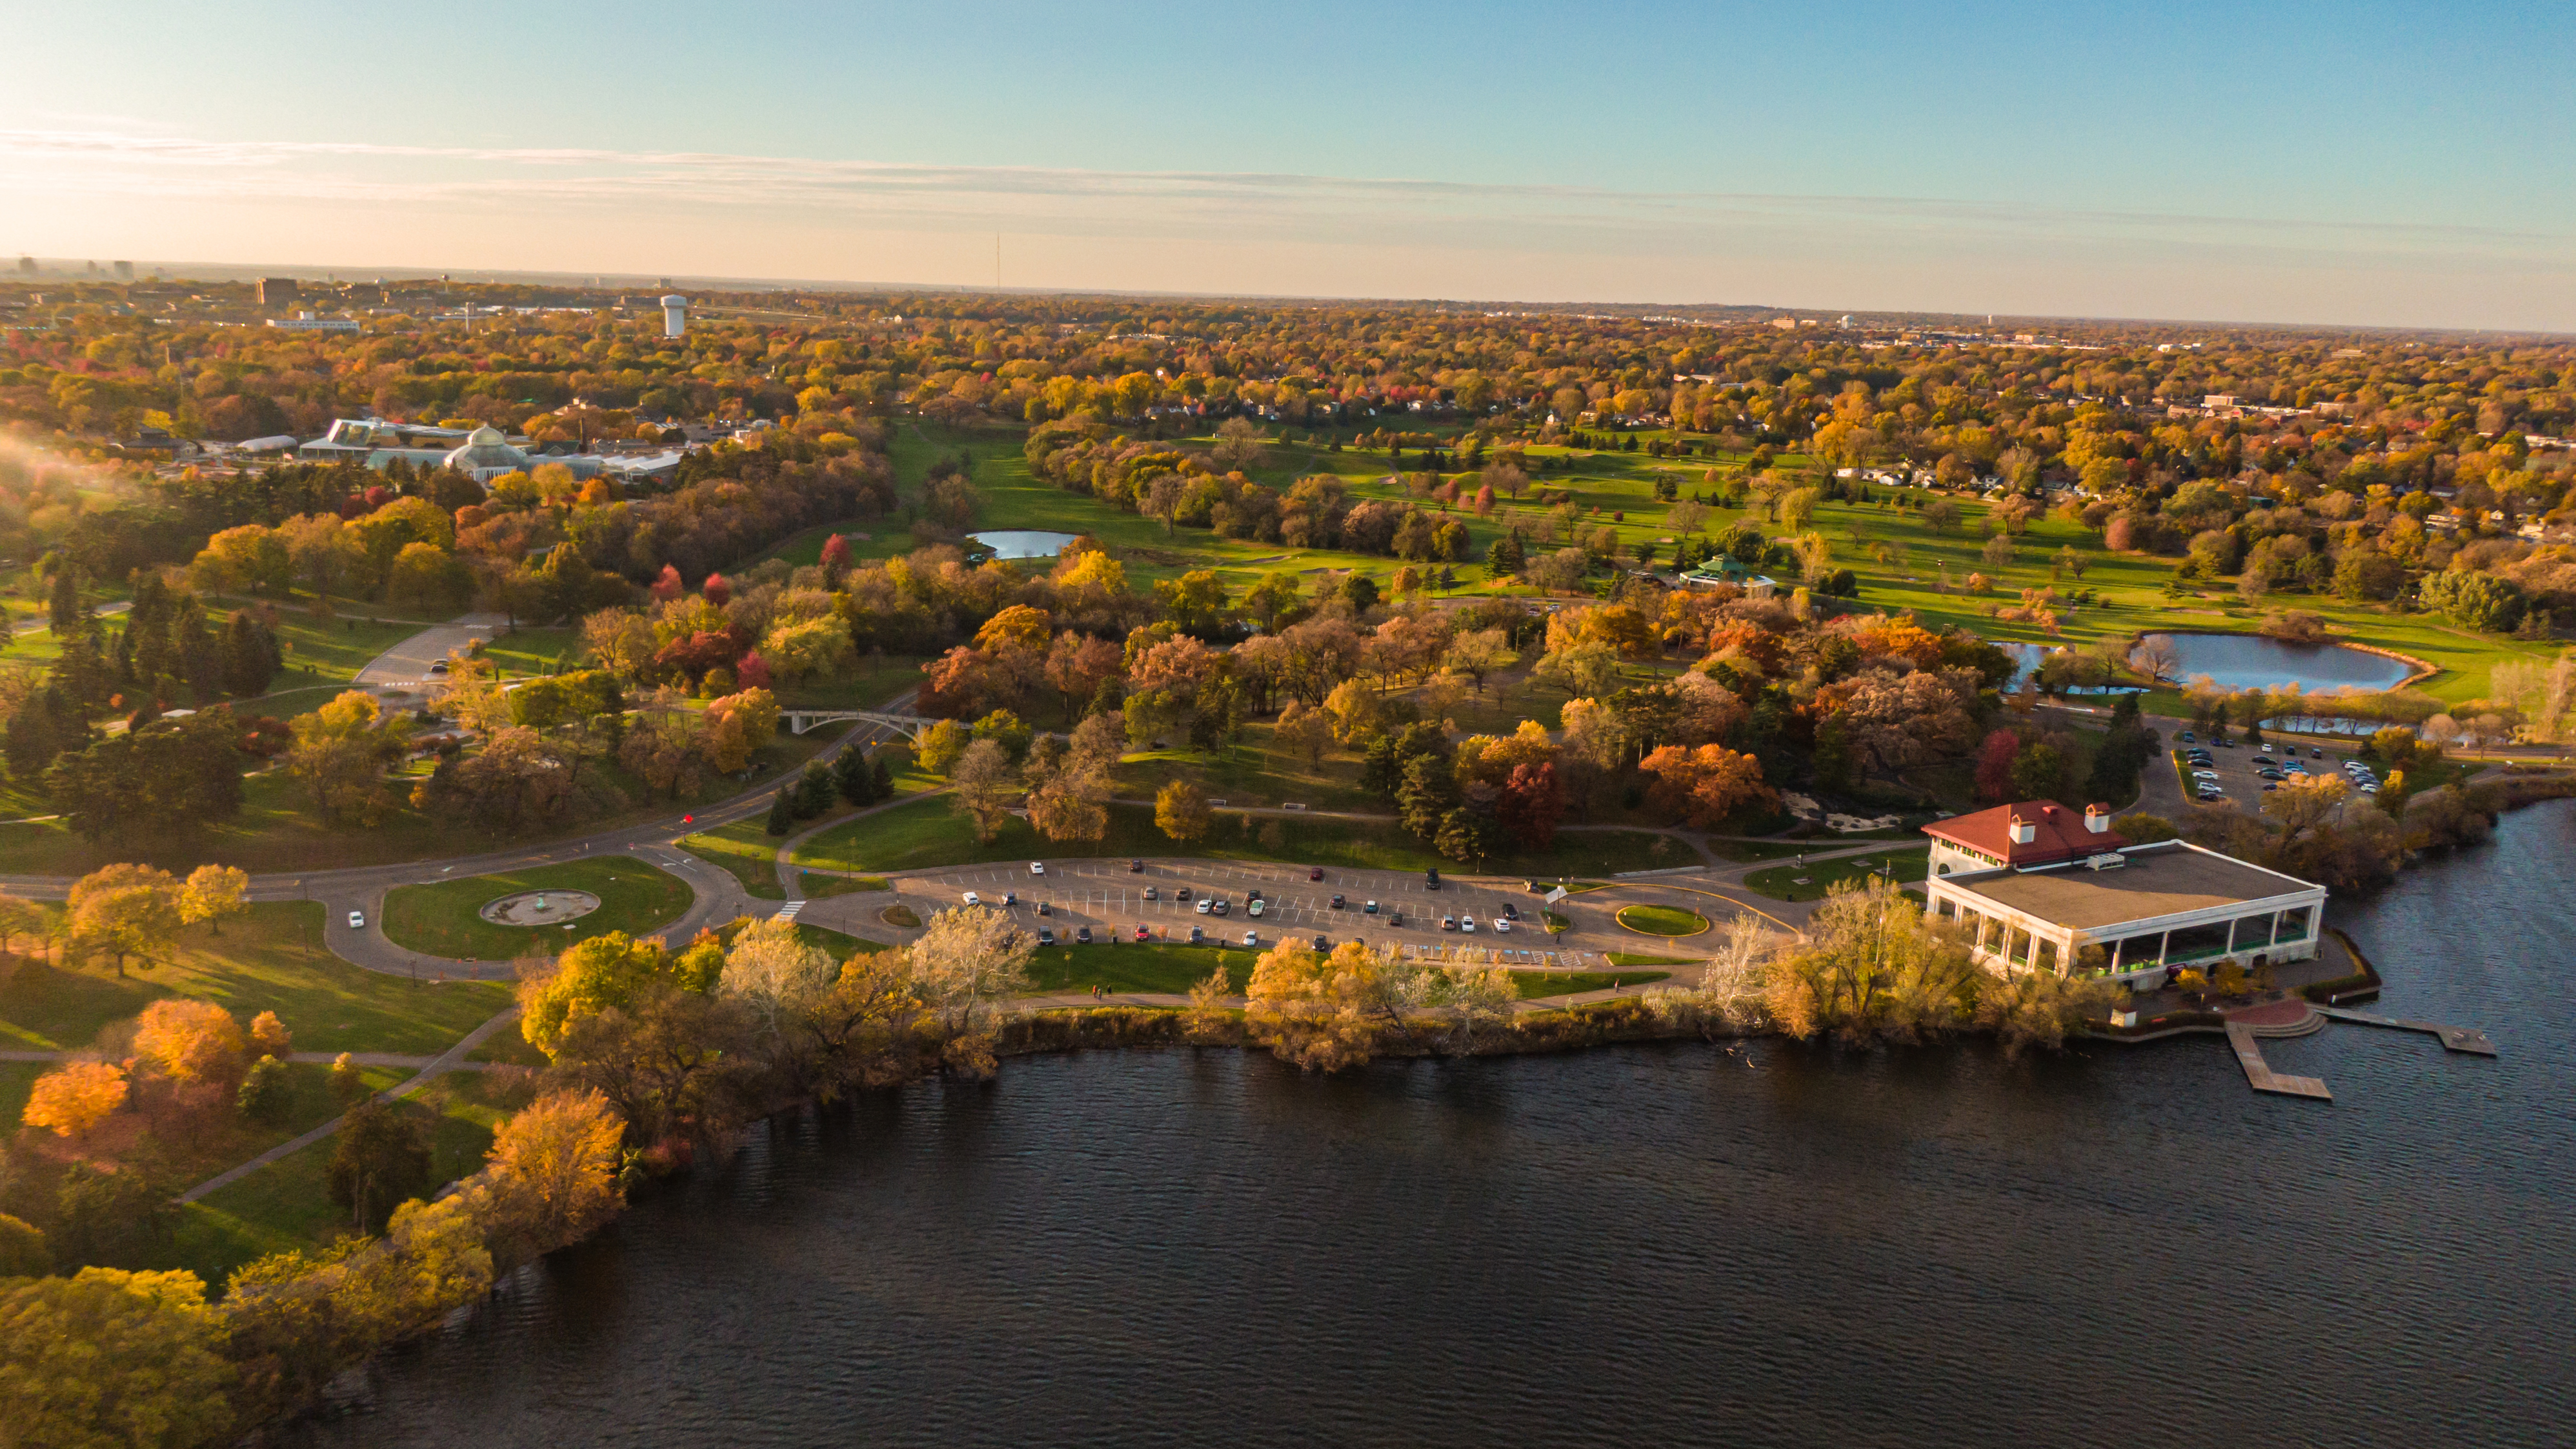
[{"xmin": 1, "ymin": 1, "xmax": 2569, "ymax": 328}]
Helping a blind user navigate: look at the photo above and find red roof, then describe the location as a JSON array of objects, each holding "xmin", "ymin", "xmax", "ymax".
[{"xmin": 1922, "ymin": 799, "xmax": 2126, "ymax": 867}]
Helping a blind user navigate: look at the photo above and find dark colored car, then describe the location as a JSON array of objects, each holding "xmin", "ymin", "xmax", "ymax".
[
  {"xmin": 1189, "ymin": 925, "xmax": 1205, "ymax": 944},
  {"xmin": 1248, "ymin": 888, "xmax": 1263, "ymax": 903},
  {"xmin": 1502, "ymin": 903, "xmax": 1520, "ymax": 921},
  {"xmin": 1331, "ymin": 894, "xmax": 1345, "ymax": 909},
  {"xmin": 1037, "ymin": 901, "xmax": 1051, "ymax": 916},
  {"xmin": 1425, "ymin": 869, "xmax": 1441, "ymax": 890},
  {"xmin": 1076, "ymin": 926, "xmax": 1092, "ymax": 944},
  {"xmin": 1211, "ymin": 898, "xmax": 1229, "ymax": 916},
  {"xmin": 1309, "ymin": 867, "xmax": 1325, "ymax": 881},
  {"xmin": 1175, "ymin": 886, "xmax": 1192, "ymax": 902},
  {"xmin": 1389, "ymin": 912, "xmax": 1404, "ymax": 927},
  {"xmin": 1129, "ymin": 859, "xmax": 1144, "ymax": 872},
  {"xmin": 1312, "ymin": 934, "xmax": 1330, "ymax": 950},
  {"xmin": 1036, "ymin": 927, "xmax": 1056, "ymax": 946}
]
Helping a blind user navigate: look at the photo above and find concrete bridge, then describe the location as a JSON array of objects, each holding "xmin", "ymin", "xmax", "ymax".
[{"xmin": 782, "ymin": 708, "xmax": 933, "ymax": 738}]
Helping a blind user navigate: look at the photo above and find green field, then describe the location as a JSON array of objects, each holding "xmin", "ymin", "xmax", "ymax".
[
  {"xmin": 0, "ymin": 901, "xmax": 512, "ymax": 1055},
  {"xmin": 1744, "ymin": 845, "xmax": 1930, "ymax": 903},
  {"xmin": 681, "ymin": 817, "xmax": 787, "ymax": 899},
  {"xmin": 791, "ymin": 795, "xmax": 1693, "ymax": 879},
  {"xmin": 1613, "ymin": 904, "xmax": 1709, "ymax": 936},
  {"xmin": 1023, "ymin": 941, "xmax": 1252, "ymax": 995},
  {"xmin": 381, "ymin": 857, "xmax": 694, "ymax": 961}
]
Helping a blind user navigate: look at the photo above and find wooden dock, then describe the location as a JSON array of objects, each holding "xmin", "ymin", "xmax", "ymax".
[
  {"xmin": 2315, "ymin": 1006, "xmax": 2498, "ymax": 1057},
  {"xmin": 2224, "ymin": 1023, "xmax": 2333, "ymax": 1101}
]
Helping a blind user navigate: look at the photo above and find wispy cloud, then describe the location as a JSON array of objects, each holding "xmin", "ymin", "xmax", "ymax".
[{"xmin": 1, "ymin": 126, "xmax": 2562, "ymax": 267}]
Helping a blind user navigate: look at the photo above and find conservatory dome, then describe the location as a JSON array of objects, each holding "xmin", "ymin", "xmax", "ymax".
[{"xmin": 442, "ymin": 425, "xmax": 530, "ymax": 482}]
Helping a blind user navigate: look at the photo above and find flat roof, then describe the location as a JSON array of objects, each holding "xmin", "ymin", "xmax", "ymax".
[{"xmin": 1944, "ymin": 846, "xmax": 2317, "ymax": 931}]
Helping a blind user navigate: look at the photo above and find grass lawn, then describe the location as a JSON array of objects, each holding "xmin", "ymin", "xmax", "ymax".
[
  {"xmin": 796, "ymin": 870, "xmax": 885, "ymax": 899},
  {"xmin": 1744, "ymin": 845, "xmax": 1930, "ymax": 903},
  {"xmin": 475, "ymin": 626, "xmax": 583, "ymax": 679},
  {"xmin": 1614, "ymin": 904, "xmax": 1709, "ymax": 936},
  {"xmin": 174, "ymin": 1064, "xmax": 518, "ymax": 1283},
  {"xmin": 681, "ymin": 817, "xmax": 785, "ymax": 900},
  {"xmin": 792, "ymin": 795, "xmax": 1693, "ymax": 879},
  {"xmin": 0, "ymin": 902, "xmax": 512, "ymax": 1055},
  {"xmin": 1023, "ymin": 941, "xmax": 1250, "ymax": 995},
  {"xmin": 1510, "ymin": 969, "xmax": 1670, "ymax": 998},
  {"xmin": 0, "ymin": 1060, "xmax": 42, "ymax": 1132},
  {"xmin": 382, "ymin": 857, "xmax": 693, "ymax": 961},
  {"xmin": 1604, "ymin": 952, "xmax": 1694, "ymax": 967}
]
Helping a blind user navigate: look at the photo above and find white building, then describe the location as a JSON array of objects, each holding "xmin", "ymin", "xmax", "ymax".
[
  {"xmin": 661, "ymin": 294, "xmax": 689, "ymax": 338},
  {"xmin": 1920, "ymin": 801, "xmax": 2326, "ymax": 988}
]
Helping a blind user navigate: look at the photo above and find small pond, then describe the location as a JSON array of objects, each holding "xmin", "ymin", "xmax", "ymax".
[
  {"xmin": 2007, "ymin": 634, "xmax": 2418, "ymax": 695},
  {"xmin": 967, "ymin": 530, "xmax": 1080, "ymax": 561}
]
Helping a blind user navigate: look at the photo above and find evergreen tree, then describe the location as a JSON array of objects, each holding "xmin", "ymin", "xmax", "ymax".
[
  {"xmin": 1360, "ymin": 732, "xmax": 1404, "ymax": 800},
  {"xmin": 764, "ymin": 784, "xmax": 795, "ymax": 836},
  {"xmin": 51, "ymin": 631, "xmax": 115, "ymax": 712},
  {"xmin": 1487, "ymin": 530, "xmax": 1527, "ymax": 577},
  {"xmin": 832, "ymin": 743, "xmax": 878, "ymax": 805},
  {"xmin": 3, "ymin": 695, "xmax": 58, "ymax": 781},
  {"xmin": 793, "ymin": 761, "xmax": 834, "ymax": 819},
  {"xmin": 46, "ymin": 561, "xmax": 83, "ymax": 636},
  {"xmin": 1396, "ymin": 754, "xmax": 1460, "ymax": 839},
  {"xmin": 870, "ymin": 755, "xmax": 894, "ymax": 800},
  {"xmin": 174, "ymin": 596, "xmax": 223, "ymax": 702},
  {"xmin": 221, "ymin": 610, "xmax": 283, "ymax": 697},
  {"xmin": 127, "ymin": 575, "xmax": 176, "ymax": 689}
]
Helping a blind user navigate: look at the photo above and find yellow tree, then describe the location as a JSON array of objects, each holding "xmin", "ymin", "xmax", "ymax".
[
  {"xmin": 68, "ymin": 868, "xmax": 183, "ymax": 978},
  {"xmin": 1154, "ymin": 779, "xmax": 1211, "ymax": 846},
  {"xmin": 0, "ymin": 1268, "xmax": 235, "ymax": 1448},
  {"xmin": 474, "ymin": 1090, "xmax": 627, "ymax": 1258},
  {"xmin": 132, "ymin": 999, "xmax": 248, "ymax": 1088},
  {"xmin": 178, "ymin": 864, "xmax": 250, "ymax": 936},
  {"xmin": 22, "ymin": 1061, "xmax": 128, "ymax": 1137}
]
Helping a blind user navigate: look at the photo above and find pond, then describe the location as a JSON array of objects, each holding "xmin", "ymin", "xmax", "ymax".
[
  {"xmin": 2008, "ymin": 634, "xmax": 2419, "ymax": 695},
  {"xmin": 966, "ymin": 530, "xmax": 1080, "ymax": 561}
]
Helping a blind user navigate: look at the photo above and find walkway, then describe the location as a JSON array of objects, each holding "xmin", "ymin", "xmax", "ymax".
[
  {"xmin": 351, "ymin": 612, "xmax": 509, "ymax": 688},
  {"xmin": 176, "ymin": 1005, "xmax": 525, "ymax": 1204}
]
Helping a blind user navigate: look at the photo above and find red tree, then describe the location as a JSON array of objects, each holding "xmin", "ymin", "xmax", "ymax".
[
  {"xmin": 735, "ymin": 650, "xmax": 773, "ymax": 690},
  {"xmin": 820, "ymin": 534, "xmax": 852, "ymax": 572},
  {"xmin": 649, "ymin": 564, "xmax": 683, "ymax": 602},
  {"xmin": 701, "ymin": 572, "xmax": 731, "ymax": 607},
  {"xmin": 1973, "ymin": 727, "xmax": 2022, "ymax": 801},
  {"xmin": 1496, "ymin": 762, "xmax": 1565, "ymax": 848}
]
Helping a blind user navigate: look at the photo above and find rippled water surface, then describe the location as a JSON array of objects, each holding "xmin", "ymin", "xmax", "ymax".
[{"xmin": 300, "ymin": 804, "xmax": 2576, "ymax": 1448}]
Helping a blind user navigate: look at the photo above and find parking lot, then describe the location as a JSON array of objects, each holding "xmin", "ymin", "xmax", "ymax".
[
  {"xmin": 2176, "ymin": 735, "xmax": 2373, "ymax": 806},
  {"xmin": 882, "ymin": 856, "xmax": 1617, "ymax": 967}
]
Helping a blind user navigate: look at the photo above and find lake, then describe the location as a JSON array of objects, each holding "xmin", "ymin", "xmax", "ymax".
[
  {"xmin": 292, "ymin": 802, "xmax": 2576, "ymax": 1448},
  {"xmin": 967, "ymin": 530, "xmax": 1080, "ymax": 561},
  {"xmin": 2011, "ymin": 632, "xmax": 2419, "ymax": 695}
]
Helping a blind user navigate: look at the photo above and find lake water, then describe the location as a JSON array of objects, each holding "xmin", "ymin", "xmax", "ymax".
[
  {"xmin": 967, "ymin": 530, "xmax": 1080, "ymax": 561},
  {"xmin": 2010, "ymin": 633, "xmax": 2419, "ymax": 695},
  {"xmin": 294, "ymin": 802, "xmax": 2576, "ymax": 1448}
]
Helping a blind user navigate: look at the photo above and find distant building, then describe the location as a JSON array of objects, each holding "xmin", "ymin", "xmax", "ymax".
[
  {"xmin": 267, "ymin": 311, "xmax": 359, "ymax": 333},
  {"xmin": 1920, "ymin": 801, "xmax": 2326, "ymax": 986},
  {"xmin": 113, "ymin": 261, "xmax": 133, "ymax": 280},
  {"xmin": 661, "ymin": 294, "xmax": 689, "ymax": 338},
  {"xmin": 256, "ymin": 277, "xmax": 301, "ymax": 306}
]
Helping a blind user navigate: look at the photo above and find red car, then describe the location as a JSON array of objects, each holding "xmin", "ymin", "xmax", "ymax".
[
  {"xmin": 1133, "ymin": 924, "xmax": 1151, "ymax": 941},
  {"xmin": 1308, "ymin": 867, "xmax": 1324, "ymax": 881}
]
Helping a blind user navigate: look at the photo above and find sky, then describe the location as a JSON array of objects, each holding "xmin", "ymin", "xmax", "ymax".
[{"xmin": 1, "ymin": 0, "xmax": 2570, "ymax": 330}]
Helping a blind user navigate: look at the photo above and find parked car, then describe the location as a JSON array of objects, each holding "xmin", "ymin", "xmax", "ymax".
[
  {"xmin": 1037, "ymin": 901, "xmax": 1051, "ymax": 916},
  {"xmin": 1195, "ymin": 898, "xmax": 1212, "ymax": 914},
  {"xmin": 1311, "ymin": 934, "xmax": 1330, "ymax": 950},
  {"xmin": 1129, "ymin": 859, "xmax": 1144, "ymax": 872},
  {"xmin": 1212, "ymin": 899, "xmax": 1229, "ymax": 917},
  {"xmin": 1076, "ymin": 926, "xmax": 1092, "ymax": 944},
  {"xmin": 2311, "ymin": 747, "xmax": 2325, "ymax": 758},
  {"xmin": 1030, "ymin": 861, "xmax": 1045, "ymax": 876},
  {"xmin": 348, "ymin": 910, "xmax": 366, "ymax": 929},
  {"xmin": 1189, "ymin": 925, "xmax": 1204, "ymax": 944},
  {"xmin": 1424, "ymin": 869, "xmax": 1441, "ymax": 890},
  {"xmin": 1389, "ymin": 912, "xmax": 1405, "ymax": 928},
  {"xmin": 1249, "ymin": 899, "xmax": 1265, "ymax": 917},
  {"xmin": 1143, "ymin": 886, "xmax": 1159, "ymax": 901},
  {"xmin": 1249, "ymin": 888, "xmax": 1263, "ymax": 903},
  {"xmin": 961, "ymin": 891, "xmax": 981, "ymax": 906},
  {"xmin": 1363, "ymin": 900, "xmax": 1379, "ymax": 914},
  {"xmin": 1441, "ymin": 916, "xmax": 1458, "ymax": 932},
  {"xmin": 1242, "ymin": 930, "xmax": 1258, "ymax": 947},
  {"xmin": 2179, "ymin": 730, "xmax": 2197, "ymax": 743},
  {"xmin": 1502, "ymin": 903, "xmax": 1520, "ymax": 921},
  {"xmin": 1492, "ymin": 919, "xmax": 1512, "ymax": 933},
  {"xmin": 1002, "ymin": 892, "xmax": 1017, "ymax": 907},
  {"xmin": 1331, "ymin": 894, "xmax": 1345, "ymax": 909},
  {"xmin": 1309, "ymin": 867, "xmax": 1325, "ymax": 881},
  {"xmin": 1460, "ymin": 917, "xmax": 1477, "ymax": 934},
  {"xmin": 1037, "ymin": 927, "xmax": 1056, "ymax": 946},
  {"xmin": 1175, "ymin": 886, "xmax": 1192, "ymax": 901},
  {"xmin": 1134, "ymin": 924, "xmax": 1151, "ymax": 941},
  {"xmin": 2260, "ymin": 743, "xmax": 2274, "ymax": 754}
]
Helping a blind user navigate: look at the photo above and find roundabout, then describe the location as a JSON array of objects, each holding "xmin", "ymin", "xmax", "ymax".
[
  {"xmin": 1614, "ymin": 903, "xmax": 1711, "ymax": 937},
  {"xmin": 478, "ymin": 890, "xmax": 603, "ymax": 928}
]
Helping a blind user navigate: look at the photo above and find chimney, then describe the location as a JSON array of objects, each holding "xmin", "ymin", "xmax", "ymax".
[
  {"xmin": 2085, "ymin": 804, "xmax": 2111, "ymax": 834},
  {"xmin": 2010, "ymin": 813, "xmax": 2037, "ymax": 846}
]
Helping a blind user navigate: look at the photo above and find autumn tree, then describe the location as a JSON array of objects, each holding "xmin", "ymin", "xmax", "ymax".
[
  {"xmin": 67, "ymin": 865, "xmax": 183, "ymax": 977},
  {"xmin": 0, "ymin": 1268, "xmax": 235, "ymax": 1448},
  {"xmin": 287, "ymin": 691, "xmax": 412, "ymax": 825},
  {"xmin": 132, "ymin": 997, "xmax": 250, "ymax": 1090},
  {"xmin": 178, "ymin": 864, "xmax": 251, "ymax": 935},
  {"xmin": 947, "ymin": 737, "xmax": 1016, "ymax": 844},
  {"xmin": 23, "ymin": 1061, "xmax": 129, "ymax": 1137},
  {"xmin": 1764, "ymin": 878, "xmax": 1979, "ymax": 1045},
  {"xmin": 1637, "ymin": 744, "xmax": 1775, "ymax": 827},
  {"xmin": 468, "ymin": 1090, "xmax": 628, "ymax": 1262},
  {"xmin": 905, "ymin": 905, "xmax": 1033, "ymax": 1075},
  {"xmin": 328, "ymin": 1101, "xmax": 434, "ymax": 1234},
  {"xmin": 1155, "ymin": 779, "xmax": 1211, "ymax": 845}
]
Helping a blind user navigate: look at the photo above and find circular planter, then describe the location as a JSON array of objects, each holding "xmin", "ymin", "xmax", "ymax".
[{"xmin": 478, "ymin": 890, "xmax": 603, "ymax": 928}]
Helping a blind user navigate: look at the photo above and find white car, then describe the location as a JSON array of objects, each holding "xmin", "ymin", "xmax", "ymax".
[
  {"xmin": 1492, "ymin": 918, "xmax": 1512, "ymax": 933},
  {"xmin": 961, "ymin": 891, "xmax": 981, "ymax": 906},
  {"xmin": 348, "ymin": 910, "xmax": 366, "ymax": 930},
  {"xmin": 1242, "ymin": 930, "xmax": 1258, "ymax": 947},
  {"xmin": 1029, "ymin": 861, "xmax": 1045, "ymax": 876},
  {"xmin": 1460, "ymin": 917, "xmax": 1478, "ymax": 934}
]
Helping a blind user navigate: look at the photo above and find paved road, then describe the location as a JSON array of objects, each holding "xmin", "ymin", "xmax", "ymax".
[{"xmin": 352, "ymin": 612, "xmax": 508, "ymax": 688}]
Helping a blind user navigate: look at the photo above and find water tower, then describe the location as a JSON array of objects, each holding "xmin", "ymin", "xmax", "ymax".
[{"xmin": 661, "ymin": 294, "xmax": 689, "ymax": 338}]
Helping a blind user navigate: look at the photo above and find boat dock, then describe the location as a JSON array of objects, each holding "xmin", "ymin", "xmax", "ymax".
[
  {"xmin": 2313, "ymin": 1006, "xmax": 2497, "ymax": 1056},
  {"xmin": 2224, "ymin": 1022, "xmax": 2333, "ymax": 1100}
]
